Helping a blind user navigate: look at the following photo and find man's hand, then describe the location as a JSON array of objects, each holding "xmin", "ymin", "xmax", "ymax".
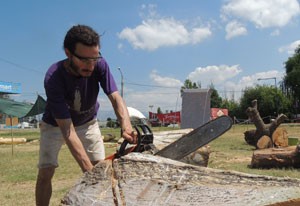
[{"xmin": 122, "ymin": 128, "xmax": 138, "ymax": 144}]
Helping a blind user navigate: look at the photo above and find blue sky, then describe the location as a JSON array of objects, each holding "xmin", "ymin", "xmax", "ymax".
[{"xmin": 1, "ymin": 0, "xmax": 300, "ymax": 120}]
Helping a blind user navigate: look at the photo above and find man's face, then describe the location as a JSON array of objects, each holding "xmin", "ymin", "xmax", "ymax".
[{"xmin": 68, "ymin": 43, "xmax": 101, "ymax": 77}]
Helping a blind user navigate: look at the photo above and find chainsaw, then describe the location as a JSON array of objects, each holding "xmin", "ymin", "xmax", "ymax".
[{"xmin": 106, "ymin": 115, "xmax": 233, "ymax": 161}]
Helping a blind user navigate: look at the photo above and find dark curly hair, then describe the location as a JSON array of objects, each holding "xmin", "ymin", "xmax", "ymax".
[{"xmin": 63, "ymin": 25, "xmax": 100, "ymax": 53}]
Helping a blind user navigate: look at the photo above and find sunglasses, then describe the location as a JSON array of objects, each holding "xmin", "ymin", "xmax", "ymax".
[{"xmin": 72, "ymin": 52, "xmax": 102, "ymax": 64}]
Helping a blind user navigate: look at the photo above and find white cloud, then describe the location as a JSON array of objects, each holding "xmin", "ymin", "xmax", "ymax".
[
  {"xmin": 117, "ymin": 71, "xmax": 182, "ymax": 114},
  {"xmin": 279, "ymin": 40, "xmax": 300, "ymax": 55},
  {"xmin": 186, "ymin": 65, "xmax": 284, "ymax": 100},
  {"xmin": 118, "ymin": 18, "xmax": 211, "ymax": 51},
  {"xmin": 225, "ymin": 20, "xmax": 247, "ymax": 40},
  {"xmin": 98, "ymin": 66, "xmax": 285, "ymax": 119},
  {"xmin": 150, "ymin": 70, "xmax": 182, "ymax": 87},
  {"xmin": 187, "ymin": 65, "xmax": 242, "ymax": 88},
  {"xmin": 222, "ymin": 70, "xmax": 284, "ymax": 100},
  {"xmin": 222, "ymin": 0, "xmax": 300, "ymax": 28}
]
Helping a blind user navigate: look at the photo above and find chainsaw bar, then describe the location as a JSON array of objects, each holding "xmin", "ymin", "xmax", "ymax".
[{"xmin": 155, "ymin": 115, "xmax": 233, "ymax": 160}]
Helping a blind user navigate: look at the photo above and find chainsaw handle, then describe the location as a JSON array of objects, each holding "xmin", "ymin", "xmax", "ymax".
[{"xmin": 117, "ymin": 125, "xmax": 141, "ymax": 157}]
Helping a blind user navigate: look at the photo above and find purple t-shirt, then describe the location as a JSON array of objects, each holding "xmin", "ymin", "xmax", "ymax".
[{"xmin": 42, "ymin": 58, "xmax": 118, "ymax": 126}]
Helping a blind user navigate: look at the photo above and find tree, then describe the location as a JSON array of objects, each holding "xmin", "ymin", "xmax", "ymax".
[
  {"xmin": 157, "ymin": 107, "xmax": 162, "ymax": 114},
  {"xmin": 106, "ymin": 117, "xmax": 116, "ymax": 128},
  {"xmin": 221, "ymin": 99, "xmax": 240, "ymax": 118},
  {"xmin": 209, "ymin": 84, "xmax": 222, "ymax": 108},
  {"xmin": 180, "ymin": 79, "xmax": 200, "ymax": 96},
  {"xmin": 239, "ymin": 85, "xmax": 291, "ymax": 120},
  {"xmin": 283, "ymin": 45, "xmax": 300, "ymax": 114}
]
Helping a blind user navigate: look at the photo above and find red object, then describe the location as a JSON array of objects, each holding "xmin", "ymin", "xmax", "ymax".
[
  {"xmin": 149, "ymin": 111, "xmax": 180, "ymax": 126},
  {"xmin": 105, "ymin": 146, "xmax": 136, "ymax": 160},
  {"xmin": 211, "ymin": 108, "xmax": 228, "ymax": 119}
]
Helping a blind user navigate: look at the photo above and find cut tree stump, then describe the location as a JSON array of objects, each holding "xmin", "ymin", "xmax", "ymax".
[
  {"xmin": 244, "ymin": 99, "xmax": 288, "ymax": 149},
  {"xmin": 61, "ymin": 153, "xmax": 300, "ymax": 206},
  {"xmin": 251, "ymin": 145, "xmax": 300, "ymax": 168}
]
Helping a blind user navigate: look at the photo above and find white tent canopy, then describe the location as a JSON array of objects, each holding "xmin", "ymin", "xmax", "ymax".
[{"xmin": 127, "ymin": 107, "xmax": 146, "ymax": 119}]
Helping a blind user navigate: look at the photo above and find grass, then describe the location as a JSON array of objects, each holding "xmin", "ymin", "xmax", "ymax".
[
  {"xmin": 0, "ymin": 124, "xmax": 300, "ymax": 205},
  {"xmin": 208, "ymin": 124, "xmax": 300, "ymax": 178}
]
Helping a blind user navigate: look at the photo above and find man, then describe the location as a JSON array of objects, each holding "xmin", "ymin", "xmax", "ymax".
[{"xmin": 35, "ymin": 25, "xmax": 137, "ymax": 206}]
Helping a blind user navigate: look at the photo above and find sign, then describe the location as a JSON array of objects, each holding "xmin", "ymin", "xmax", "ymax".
[
  {"xmin": 211, "ymin": 108, "xmax": 228, "ymax": 119},
  {"xmin": 6, "ymin": 117, "xmax": 19, "ymax": 126},
  {"xmin": 149, "ymin": 111, "xmax": 181, "ymax": 126},
  {"xmin": 0, "ymin": 81, "xmax": 21, "ymax": 94}
]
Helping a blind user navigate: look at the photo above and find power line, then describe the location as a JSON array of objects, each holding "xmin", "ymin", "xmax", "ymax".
[
  {"xmin": 125, "ymin": 81, "xmax": 181, "ymax": 89},
  {"xmin": 0, "ymin": 56, "xmax": 43, "ymax": 74}
]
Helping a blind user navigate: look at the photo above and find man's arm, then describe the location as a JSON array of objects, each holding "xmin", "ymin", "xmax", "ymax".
[
  {"xmin": 108, "ymin": 91, "xmax": 137, "ymax": 144},
  {"xmin": 55, "ymin": 118, "xmax": 93, "ymax": 172}
]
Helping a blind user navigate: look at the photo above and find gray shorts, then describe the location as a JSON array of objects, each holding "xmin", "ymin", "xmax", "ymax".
[{"xmin": 38, "ymin": 119, "xmax": 105, "ymax": 169}]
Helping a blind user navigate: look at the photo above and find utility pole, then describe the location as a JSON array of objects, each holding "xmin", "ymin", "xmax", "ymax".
[{"xmin": 118, "ymin": 67, "xmax": 124, "ymax": 98}]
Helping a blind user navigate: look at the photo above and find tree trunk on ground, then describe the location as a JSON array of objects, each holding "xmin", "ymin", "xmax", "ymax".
[
  {"xmin": 251, "ymin": 145, "xmax": 300, "ymax": 168},
  {"xmin": 61, "ymin": 153, "xmax": 300, "ymax": 205},
  {"xmin": 244, "ymin": 99, "xmax": 288, "ymax": 149}
]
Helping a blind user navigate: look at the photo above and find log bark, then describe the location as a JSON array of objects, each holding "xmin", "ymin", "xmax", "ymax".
[
  {"xmin": 61, "ymin": 153, "xmax": 300, "ymax": 206},
  {"xmin": 244, "ymin": 99, "xmax": 288, "ymax": 148},
  {"xmin": 251, "ymin": 145, "xmax": 300, "ymax": 168}
]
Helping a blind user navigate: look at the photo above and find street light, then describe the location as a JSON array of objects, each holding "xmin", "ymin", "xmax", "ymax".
[
  {"xmin": 257, "ymin": 77, "xmax": 277, "ymax": 88},
  {"xmin": 149, "ymin": 105, "xmax": 153, "ymax": 112},
  {"xmin": 118, "ymin": 67, "xmax": 124, "ymax": 98},
  {"xmin": 149, "ymin": 105, "xmax": 154, "ymax": 120},
  {"xmin": 257, "ymin": 77, "xmax": 278, "ymax": 116}
]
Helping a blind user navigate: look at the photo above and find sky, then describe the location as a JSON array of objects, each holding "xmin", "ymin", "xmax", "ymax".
[{"xmin": 1, "ymin": 0, "xmax": 300, "ymax": 120}]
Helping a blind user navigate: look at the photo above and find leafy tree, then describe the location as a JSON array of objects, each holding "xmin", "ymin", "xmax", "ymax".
[
  {"xmin": 239, "ymin": 85, "xmax": 291, "ymax": 119},
  {"xmin": 157, "ymin": 107, "xmax": 162, "ymax": 114},
  {"xmin": 283, "ymin": 45, "xmax": 300, "ymax": 111},
  {"xmin": 180, "ymin": 79, "xmax": 200, "ymax": 96},
  {"xmin": 106, "ymin": 117, "xmax": 116, "ymax": 128},
  {"xmin": 209, "ymin": 84, "xmax": 222, "ymax": 108},
  {"xmin": 221, "ymin": 99, "xmax": 241, "ymax": 118}
]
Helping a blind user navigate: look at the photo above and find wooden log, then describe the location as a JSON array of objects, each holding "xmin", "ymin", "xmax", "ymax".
[
  {"xmin": 244, "ymin": 99, "xmax": 288, "ymax": 148},
  {"xmin": 244, "ymin": 130, "xmax": 260, "ymax": 147},
  {"xmin": 251, "ymin": 146, "xmax": 300, "ymax": 168},
  {"xmin": 62, "ymin": 153, "xmax": 300, "ymax": 206},
  {"xmin": 256, "ymin": 135, "xmax": 272, "ymax": 149},
  {"xmin": 0, "ymin": 137, "xmax": 27, "ymax": 144},
  {"xmin": 272, "ymin": 127, "xmax": 288, "ymax": 147}
]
